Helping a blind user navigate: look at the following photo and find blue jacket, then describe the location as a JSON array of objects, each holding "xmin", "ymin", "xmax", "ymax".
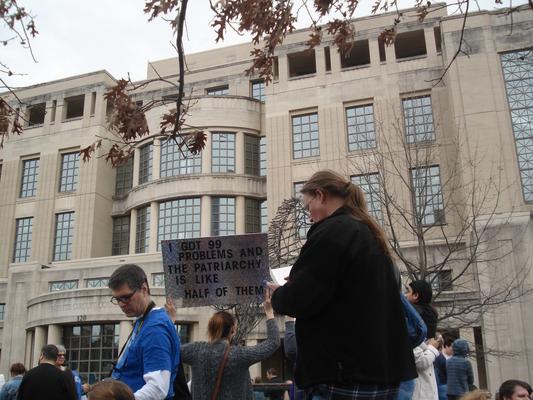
[
  {"xmin": 434, "ymin": 353, "xmax": 447, "ymax": 385},
  {"xmin": 446, "ymin": 339, "xmax": 473, "ymax": 396},
  {"xmin": 0, "ymin": 376, "xmax": 23, "ymax": 400},
  {"xmin": 112, "ymin": 308, "xmax": 180, "ymax": 399}
]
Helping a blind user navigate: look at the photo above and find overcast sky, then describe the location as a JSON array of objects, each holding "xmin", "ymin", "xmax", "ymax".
[{"xmin": 2, "ymin": 0, "xmax": 525, "ymax": 89}]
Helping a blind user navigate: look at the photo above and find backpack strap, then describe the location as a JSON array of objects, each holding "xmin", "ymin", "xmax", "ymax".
[{"xmin": 211, "ymin": 345, "xmax": 231, "ymax": 400}]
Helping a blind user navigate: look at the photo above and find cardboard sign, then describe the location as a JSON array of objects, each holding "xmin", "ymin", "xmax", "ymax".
[{"xmin": 161, "ymin": 233, "xmax": 269, "ymax": 307}]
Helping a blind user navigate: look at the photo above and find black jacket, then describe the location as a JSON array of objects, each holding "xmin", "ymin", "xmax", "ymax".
[
  {"xmin": 271, "ymin": 207, "xmax": 417, "ymax": 388},
  {"xmin": 17, "ymin": 363, "xmax": 77, "ymax": 400}
]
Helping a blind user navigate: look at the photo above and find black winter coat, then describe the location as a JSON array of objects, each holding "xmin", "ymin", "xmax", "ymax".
[{"xmin": 271, "ymin": 207, "xmax": 417, "ymax": 388}]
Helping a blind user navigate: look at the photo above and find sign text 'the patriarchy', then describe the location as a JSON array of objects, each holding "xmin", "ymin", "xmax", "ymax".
[{"xmin": 161, "ymin": 233, "xmax": 269, "ymax": 307}]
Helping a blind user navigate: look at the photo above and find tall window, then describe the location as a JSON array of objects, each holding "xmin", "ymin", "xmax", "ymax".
[
  {"xmin": 13, "ymin": 217, "xmax": 33, "ymax": 262},
  {"xmin": 351, "ymin": 173, "xmax": 382, "ymax": 222},
  {"xmin": 402, "ymin": 95, "xmax": 435, "ymax": 143},
  {"xmin": 206, "ymin": 85, "xmax": 229, "ymax": 96},
  {"xmin": 160, "ymin": 138, "xmax": 201, "ymax": 177},
  {"xmin": 212, "ymin": 197, "xmax": 236, "ymax": 236},
  {"xmin": 152, "ymin": 273, "xmax": 165, "ymax": 287},
  {"xmin": 501, "ymin": 49, "xmax": 533, "ymax": 202},
  {"xmin": 245, "ymin": 198, "xmax": 261, "ymax": 233},
  {"xmin": 63, "ymin": 324, "xmax": 120, "ymax": 384},
  {"xmin": 245, "ymin": 135, "xmax": 260, "ymax": 176},
  {"xmin": 112, "ymin": 216, "xmax": 130, "ymax": 256},
  {"xmin": 261, "ymin": 200, "xmax": 268, "ymax": 232},
  {"xmin": 115, "ymin": 157, "xmax": 133, "ymax": 196},
  {"xmin": 292, "ymin": 113, "xmax": 320, "ymax": 159},
  {"xmin": 138, "ymin": 144, "xmax": 153, "ymax": 184},
  {"xmin": 86, "ymin": 278, "xmax": 109, "ymax": 288},
  {"xmin": 59, "ymin": 152, "xmax": 80, "ymax": 192},
  {"xmin": 411, "ymin": 165, "xmax": 445, "ymax": 226},
  {"xmin": 136, "ymin": 206, "xmax": 150, "ymax": 254},
  {"xmin": 50, "ymin": 280, "xmax": 78, "ymax": 292},
  {"xmin": 251, "ymin": 80, "xmax": 266, "ymax": 102},
  {"xmin": 20, "ymin": 158, "xmax": 39, "ymax": 198},
  {"xmin": 53, "ymin": 212, "xmax": 75, "ymax": 261},
  {"xmin": 0, "ymin": 304, "xmax": 4, "ymax": 320},
  {"xmin": 428, "ymin": 270, "xmax": 452, "ymax": 292},
  {"xmin": 346, "ymin": 104, "xmax": 376, "ymax": 151},
  {"xmin": 158, "ymin": 198, "xmax": 201, "ymax": 248},
  {"xmin": 212, "ymin": 133, "xmax": 235, "ymax": 173},
  {"xmin": 260, "ymin": 136, "xmax": 267, "ymax": 176}
]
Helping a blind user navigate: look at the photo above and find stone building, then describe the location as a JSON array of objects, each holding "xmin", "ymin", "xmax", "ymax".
[{"xmin": 0, "ymin": 3, "xmax": 532, "ymax": 393}]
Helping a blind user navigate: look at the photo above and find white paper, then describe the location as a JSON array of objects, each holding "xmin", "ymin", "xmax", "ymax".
[{"xmin": 270, "ymin": 265, "xmax": 292, "ymax": 285}]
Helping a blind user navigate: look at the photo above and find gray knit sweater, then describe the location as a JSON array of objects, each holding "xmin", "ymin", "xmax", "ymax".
[{"xmin": 181, "ymin": 318, "xmax": 280, "ymax": 400}]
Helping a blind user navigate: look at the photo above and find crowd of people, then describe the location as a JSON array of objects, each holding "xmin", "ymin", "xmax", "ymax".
[{"xmin": 2, "ymin": 170, "xmax": 533, "ymax": 400}]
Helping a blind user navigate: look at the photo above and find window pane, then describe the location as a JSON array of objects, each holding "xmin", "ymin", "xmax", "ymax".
[
  {"xmin": 136, "ymin": 206, "xmax": 150, "ymax": 253},
  {"xmin": 346, "ymin": 104, "xmax": 376, "ymax": 151},
  {"xmin": 13, "ymin": 217, "xmax": 33, "ymax": 262},
  {"xmin": 59, "ymin": 152, "xmax": 80, "ymax": 192},
  {"xmin": 410, "ymin": 165, "xmax": 445, "ymax": 225},
  {"xmin": 245, "ymin": 198, "xmax": 261, "ymax": 233},
  {"xmin": 244, "ymin": 135, "xmax": 260, "ymax": 176},
  {"xmin": 212, "ymin": 197, "xmax": 236, "ymax": 236},
  {"xmin": 292, "ymin": 113, "xmax": 320, "ymax": 159},
  {"xmin": 160, "ymin": 138, "xmax": 201, "ymax": 177},
  {"xmin": 158, "ymin": 198, "xmax": 201, "ymax": 249},
  {"xmin": 20, "ymin": 158, "xmax": 39, "ymax": 198},
  {"xmin": 115, "ymin": 157, "xmax": 133, "ymax": 196},
  {"xmin": 251, "ymin": 80, "xmax": 266, "ymax": 102},
  {"xmin": 112, "ymin": 216, "xmax": 130, "ymax": 255},
  {"xmin": 53, "ymin": 212, "xmax": 75, "ymax": 261},
  {"xmin": 138, "ymin": 144, "xmax": 153, "ymax": 184},
  {"xmin": 501, "ymin": 49, "xmax": 533, "ymax": 202},
  {"xmin": 402, "ymin": 95, "xmax": 435, "ymax": 143},
  {"xmin": 351, "ymin": 173, "xmax": 382, "ymax": 223},
  {"xmin": 211, "ymin": 133, "xmax": 235, "ymax": 173}
]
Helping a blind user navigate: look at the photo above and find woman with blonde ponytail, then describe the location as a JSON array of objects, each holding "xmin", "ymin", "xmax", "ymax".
[{"xmin": 270, "ymin": 170, "xmax": 416, "ymax": 400}]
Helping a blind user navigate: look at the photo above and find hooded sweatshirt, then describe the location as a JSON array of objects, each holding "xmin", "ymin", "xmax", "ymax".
[{"xmin": 446, "ymin": 339, "xmax": 474, "ymax": 396}]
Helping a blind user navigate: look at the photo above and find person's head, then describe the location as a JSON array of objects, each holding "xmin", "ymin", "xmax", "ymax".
[
  {"xmin": 207, "ymin": 311, "xmax": 236, "ymax": 342},
  {"xmin": 442, "ymin": 333, "xmax": 455, "ymax": 356},
  {"xmin": 498, "ymin": 380, "xmax": 532, "ymax": 400},
  {"xmin": 109, "ymin": 264, "xmax": 151, "ymax": 318},
  {"xmin": 460, "ymin": 389, "xmax": 491, "ymax": 400},
  {"xmin": 266, "ymin": 368, "xmax": 278, "ymax": 380},
  {"xmin": 55, "ymin": 344, "xmax": 66, "ymax": 367},
  {"xmin": 39, "ymin": 344, "xmax": 59, "ymax": 364},
  {"xmin": 452, "ymin": 338, "xmax": 470, "ymax": 357},
  {"xmin": 9, "ymin": 363, "xmax": 26, "ymax": 377},
  {"xmin": 407, "ymin": 280, "xmax": 433, "ymax": 305},
  {"xmin": 88, "ymin": 380, "xmax": 134, "ymax": 400},
  {"xmin": 300, "ymin": 170, "xmax": 390, "ymax": 257}
]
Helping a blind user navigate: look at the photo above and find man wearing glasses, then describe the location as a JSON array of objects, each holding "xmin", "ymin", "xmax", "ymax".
[{"xmin": 108, "ymin": 264, "xmax": 180, "ymax": 400}]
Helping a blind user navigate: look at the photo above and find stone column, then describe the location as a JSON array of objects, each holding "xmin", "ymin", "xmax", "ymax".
[
  {"xmin": 201, "ymin": 195, "xmax": 212, "ymax": 237},
  {"xmin": 368, "ymin": 38, "xmax": 381, "ymax": 66},
  {"xmin": 152, "ymin": 138, "xmax": 161, "ymax": 180},
  {"xmin": 118, "ymin": 320, "xmax": 133, "ymax": 350},
  {"xmin": 129, "ymin": 208, "xmax": 138, "ymax": 254},
  {"xmin": 132, "ymin": 147, "xmax": 141, "ymax": 187},
  {"xmin": 202, "ymin": 130, "xmax": 212, "ymax": 173},
  {"xmin": 424, "ymin": 28, "xmax": 437, "ymax": 57},
  {"xmin": 149, "ymin": 202, "xmax": 159, "ymax": 252},
  {"xmin": 24, "ymin": 331, "xmax": 33, "ymax": 369},
  {"xmin": 236, "ymin": 196, "xmax": 246, "ymax": 234},
  {"xmin": 235, "ymin": 131, "xmax": 245, "ymax": 175},
  {"xmin": 47, "ymin": 324, "xmax": 63, "ymax": 347},
  {"xmin": 385, "ymin": 41, "xmax": 396, "ymax": 63},
  {"xmin": 32, "ymin": 326, "xmax": 47, "ymax": 367}
]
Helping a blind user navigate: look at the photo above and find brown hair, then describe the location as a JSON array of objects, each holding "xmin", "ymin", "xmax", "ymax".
[
  {"xmin": 10, "ymin": 363, "xmax": 26, "ymax": 376},
  {"xmin": 207, "ymin": 311, "xmax": 236, "ymax": 342},
  {"xmin": 460, "ymin": 390, "xmax": 491, "ymax": 400},
  {"xmin": 88, "ymin": 380, "xmax": 134, "ymax": 400},
  {"xmin": 301, "ymin": 170, "xmax": 391, "ymax": 258}
]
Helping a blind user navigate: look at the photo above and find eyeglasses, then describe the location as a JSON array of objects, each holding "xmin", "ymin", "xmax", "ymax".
[
  {"xmin": 58, "ymin": 353, "xmax": 66, "ymax": 357},
  {"xmin": 303, "ymin": 196, "xmax": 316, "ymax": 212},
  {"xmin": 110, "ymin": 288, "xmax": 138, "ymax": 305}
]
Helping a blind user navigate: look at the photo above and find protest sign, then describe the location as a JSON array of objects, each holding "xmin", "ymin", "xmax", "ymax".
[{"xmin": 161, "ymin": 233, "xmax": 269, "ymax": 307}]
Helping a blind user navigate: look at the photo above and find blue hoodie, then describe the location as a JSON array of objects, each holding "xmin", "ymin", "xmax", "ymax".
[{"xmin": 446, "ymin": 339, "xmax": 474, "ymax": 396}]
